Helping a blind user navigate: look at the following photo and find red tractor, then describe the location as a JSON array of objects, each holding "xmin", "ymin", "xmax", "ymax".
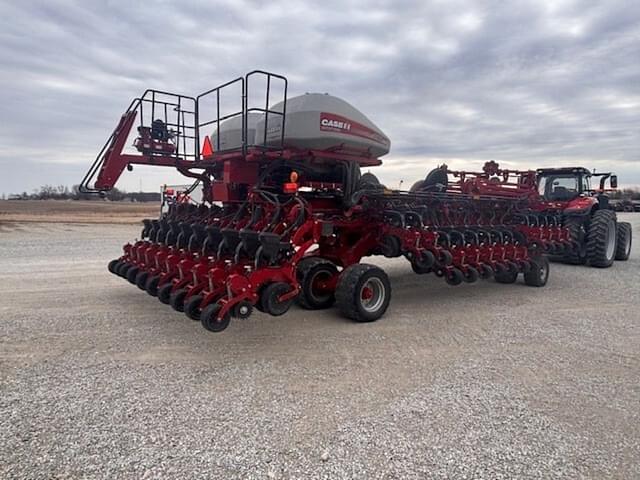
[{"xmin": 536, "ymin": 167, "xmax": 632, "ymax": 267}]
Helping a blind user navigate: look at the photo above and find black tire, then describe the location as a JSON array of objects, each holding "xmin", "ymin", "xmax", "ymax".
[
  {"xmin": 561, "ymin": 217, "xmax": 587, "ymax": 264},
  {"xmin": 118, "ymin": 262, "xmax": 131, "ymax": 277},
  {"xmin": 145, "ymin": 275, "xmax": 160, "ymax": 296},
  {"xmin": 135, "ymin": 271, "xmax": 149, "ymax": 290},
  {"xmin": 586, "ymin": 210, "xmax": 617, "ymax": 268},
  {"xmin": 615, "ymin": 222, "xmax": 632, "ymax": 261},
  {"xmin": 157, "ymin": 283, "xmax": 173, "ymax": 304},
  {"xmin": 411, "ymin": 262, "xmax": 431, "ymax": 275},
  {"xmin": 335, "ymin": 264, "xmax": 391, "ymax": 323},
  {"xmin": 524, "ymin": 256, "xmax": 549, "ymax": 287},
  {"xmin": 445, "ymin": 267, "xmax": 463, "ymax": 286},
  {"xmin": 126, "ymin": 266, "xmax": 140, "ymax": 284},
  {"xmin": 260, "ymin": 282, "xmax": 295, "ymax": 316},
  {"xmin": 108, "ymin": 259, "xmax": 120, "ymax": 274},
  {"xmin": 184, "ymin": 295, "xmax": 204, "ymax": 321},
  {"xmin": 380, "ymin": 235, "xmax": 402, "ymax": 258},
  {"xmin": 495, "ymin": 268, "xmax": 518, "ymax": 284},
  {"xmin": 201, "ymin": 303, "xmax": 231, "ymax": 332},
  {"xmin": 296, "ymin": 258, "xmax": 338, "ymax": 310},
  {"xmin": 411, "ymin": 250, "xmax": 435, "ymax": 272},
  {"xmin": 462, "ymin": 266, "xmax": 479, "ymax": 283},
  {"xmin": 169, "ymin": 288, "xmax": 188, "ymax": 312}
]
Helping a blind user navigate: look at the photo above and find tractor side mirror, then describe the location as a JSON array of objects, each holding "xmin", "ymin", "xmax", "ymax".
[{"xmin": 610, "ymin": 175, "xmax": 618, "ymax": 189}]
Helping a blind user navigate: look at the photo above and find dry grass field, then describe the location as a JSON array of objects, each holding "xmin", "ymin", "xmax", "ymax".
[{"xmin": 0, "ymin": 200, "xmax": 158, "ymax": 225}]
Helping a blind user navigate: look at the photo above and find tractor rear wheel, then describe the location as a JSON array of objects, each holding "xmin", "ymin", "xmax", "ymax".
[
  {"xmin": 524, "ymin": 256, "xmax": 549, "ymax": 287},
  {"xmin": 336, "ymin": 264, "xmax": 391, "ymax": 322},
  {"xmin": 615, "ymin": 222, "xmax": 632, "ymax": 261},
  {"xmin": 296, "ymin": 258, "xmax": 338, "ymax": 310},
  {"xmin": 586, "ymin": 210, "xmax": 617, "ymax": 268}
]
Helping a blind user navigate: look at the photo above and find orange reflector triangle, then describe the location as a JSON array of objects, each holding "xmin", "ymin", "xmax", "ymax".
[{"xmin": 201, "ymin": 136, "xmax": 214, "ymax": 157}]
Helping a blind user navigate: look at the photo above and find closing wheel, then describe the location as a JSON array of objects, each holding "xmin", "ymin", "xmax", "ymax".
[
  {"xmin": 462, "ymin": 266, "xmax": 479, "ymax": 283},
  {"xmin": 524, "ymin": 256, "xmax": 549, "ymax": 287},
  {"xmin": 126, "ymin": 266, "xmax": 140, "ymax": 284},
  {"xmin": 438, "ymin": 250, "xmax": 453, "ymax": 266},
  {"xmin": 184, "ymin": 295, "xmax": 204, "ymax": 321},
  {"xmin": 479, "ymin": 263, "xmax": 494, "ymax": 279},
  {"xmin": 118, "ymin": 262, "xmax": 132, "ymax": 278},
  {"xmin": 495, "ymin": 268, "xmax": 518, "ymax": 284},
  {"xmin": 296, "ymin": 258, "xmax": 338, "ymax": 310},
  {"xmin": 135, "ymin": 271, "xmax": 149, "ymax": 290},
  {"xmin": 157, "ymin": 283, "xmax": 173, "ymax": 304},
  {"xmin": 380, "ymin": 235, "xmax": 402, "ymax": 258},
  {"xmin": 335, "ymin": 264, "xmax": 391, "ymax": 323},
  {"xmin": 411, "ymin": 250, "xmax": 435, "ymax": 274},
  {"xmin": 108, "ymin": 259, "xmax": 120, "ymax": 274},
  {"xmin": 615, "ymin": 222, "xmax": 632, "ymax": 261},
  {"xmin": 145, "ymin": 275, "xmax": 160, "ymax": 296},
  {"xmin": 445, "ymin": 267, "xmax": 464, "ymax": 286},
  {"xmin": 201, "ymin": 303, "xmax": 231, "ymax": 332},
  {"xmin": 586, "ymin": 210, "xmax": 617, "ymax": 267},
  {"xmin": 169, "ymin": 288, "xmax": 188, "ymax": 312},
  {"xmin": 261, "ymin": 282, "xmax": 295, "ymax": 316}
]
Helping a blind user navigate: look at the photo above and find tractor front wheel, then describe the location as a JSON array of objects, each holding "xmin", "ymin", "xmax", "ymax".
[{"xmin": 336, "ymin": 264, "xmax": 391, "ymax": 323}]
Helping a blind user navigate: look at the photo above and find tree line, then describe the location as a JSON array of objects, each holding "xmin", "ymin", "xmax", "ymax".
[{"xmin": 3, "ymin": 185, "xmax": 160, "ymax": 202}]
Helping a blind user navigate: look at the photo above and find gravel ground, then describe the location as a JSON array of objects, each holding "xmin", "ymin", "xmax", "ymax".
[{"xmin": 1, "ymin": 215, "xmax": 639, "ymax": 479}]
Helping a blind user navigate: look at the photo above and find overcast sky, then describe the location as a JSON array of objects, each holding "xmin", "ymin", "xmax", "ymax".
[{"xmin": 1, "ymin": 0, "xmax": 638, "ymax": 195}]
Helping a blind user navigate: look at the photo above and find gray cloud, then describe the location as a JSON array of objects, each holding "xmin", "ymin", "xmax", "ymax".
[{"xmin": 1, "ymin": 0, "xmax": 639, "ymax": 194}]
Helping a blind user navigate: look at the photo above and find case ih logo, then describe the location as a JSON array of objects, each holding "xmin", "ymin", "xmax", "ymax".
[
  {"xmin": 319, "ymin": 112, "xmax": 388, "ymax": 146},
  {"xmin": 320, "ymin": 117, "xmax": 352, "ymax": 131}
]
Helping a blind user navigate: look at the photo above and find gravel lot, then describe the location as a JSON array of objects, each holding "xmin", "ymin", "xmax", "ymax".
[{"xmin": 1, "ymin": 215, "xmax": 639, "ymax": 479}]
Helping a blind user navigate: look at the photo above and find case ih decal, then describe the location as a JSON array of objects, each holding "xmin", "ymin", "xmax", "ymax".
[{"xmin": 320, "ymin": 112, "xmax": 389, "ymax": 146}]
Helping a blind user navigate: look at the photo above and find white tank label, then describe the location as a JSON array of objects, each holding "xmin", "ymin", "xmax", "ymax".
[{"xmin": 319, "ymin": 112, "xmax": 388, "ymax": 146}]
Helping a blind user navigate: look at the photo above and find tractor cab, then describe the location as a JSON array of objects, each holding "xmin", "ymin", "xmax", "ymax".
[{"xmin": 536, "ymin": 167, "xmax": 618, "ymax": 202}]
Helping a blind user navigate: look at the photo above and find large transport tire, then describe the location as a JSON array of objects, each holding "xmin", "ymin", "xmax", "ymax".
[
  {"xmin": 586, "ymin": 210, "xmax": 617, "ymax": 268},
  {"xmin": 336, "ymin": 264, "xmax": 391, "ymax": 323},
  {"xmin": 524, "ymin": 256, "xmax": 549, "ymax": 287},
  {"xmin": 615, "ymin": 222, "xmax": 632, "ymax": 261},
  {"xmin": 296, "ymin": 258, "xmax": 338, "ymax": 310},
  {"xmin": 560, "ymin": 217, "xmax": 587, "ymax": 264}
]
